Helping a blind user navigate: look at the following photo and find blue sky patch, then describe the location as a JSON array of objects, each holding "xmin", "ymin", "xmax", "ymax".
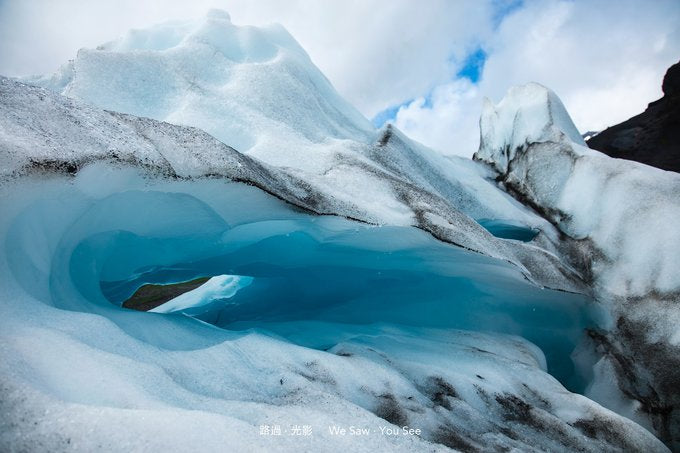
[
  {"xmin": 372, "ymin": 46, "xmax": 488, "ymax": 127},
  {"xmin": 371, "ymin": 101, "xmax": 410, "ymax": 128},
  {"xmin": 456, "ymin": 47, "xmax": 487, "ymax": 83}
]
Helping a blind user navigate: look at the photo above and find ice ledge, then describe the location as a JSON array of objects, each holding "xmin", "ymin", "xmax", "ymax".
[{"xmin": 474, "ymin": 82, "xmax": 585, "ymax": 174}]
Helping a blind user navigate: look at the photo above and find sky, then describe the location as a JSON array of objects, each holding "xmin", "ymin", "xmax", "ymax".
[{"xmin": 1, "ymin": 0, "xmax": 678, "ymax": 157}]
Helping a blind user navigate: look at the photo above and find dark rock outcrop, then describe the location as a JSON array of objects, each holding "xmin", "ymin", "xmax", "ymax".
[
  {"xmin": 587, "ymin": 60, "xmax": 680, "ymax": 172},
  {"xmin": 121, "ymin": 277, "xmax": 211, "ymax": 311}
]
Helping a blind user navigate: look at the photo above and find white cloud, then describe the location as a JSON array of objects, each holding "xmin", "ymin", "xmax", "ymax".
[
  {"xmin": 394, "ymin": 79, "xmax": 482, "ymax": 156},
  {"xmin": 394, "ymin": 0, "xmax": 680, "ymax": 157}
]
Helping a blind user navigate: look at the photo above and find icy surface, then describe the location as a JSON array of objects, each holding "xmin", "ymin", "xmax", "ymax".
[
  {"xmin": 0, "ymin": 73, "xmax": 659, "ymax": 449},
  {"xmin": 475, "ymin": 82, "xmax": 680, "ymax": 303},
  {"xmin": 27, "ymin": 10, "xmax": 374, "ymax": 158},
  {"xmin": 2, "ymin": 75, "xmax": 586, "ymax": 295},
  {"xmin": 22, "ymin": 12, "xmax": 590, "ymax": 295},
  {"xmin": 25, "ymin": 12, "xmax": 555, "ymax": 232},
  {"xmin": 475, "ymin": 82, "xmax": 586, "ymax": 174},
  {"xmin": 0, "ymin": 169, "xmax": 666, "ymax": 453},
  {"xmin": 474, "ymin": 82, "xmax": 680, "ymax": 449}
]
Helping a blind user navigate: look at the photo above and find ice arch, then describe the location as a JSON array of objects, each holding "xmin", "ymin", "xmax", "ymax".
[{"xmin": 4, "ymin": 171, "xmax": 603, "ymax": 391}]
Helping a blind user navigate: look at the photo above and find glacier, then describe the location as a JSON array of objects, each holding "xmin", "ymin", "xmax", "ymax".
[
  {"xmin": 475, "ymin": 82, "xmax": 680, "ymax": 448},
  {"xmin": 1, "ymin": 9, "xmax": 678, "ymax": 453}
]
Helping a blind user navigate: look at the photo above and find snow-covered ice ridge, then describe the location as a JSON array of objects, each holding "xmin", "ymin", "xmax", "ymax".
[
  {"xmin": 475, "ymin": 82, "xmax": 680, "ymax": 449},
  {"xmin": 0, "ymin": 9, "xmax": 675, "ymax": 452}
]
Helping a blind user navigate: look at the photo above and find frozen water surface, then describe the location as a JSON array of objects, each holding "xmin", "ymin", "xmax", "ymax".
[
  {"xmin": 6, "ymin": 173, "xmax": 598, "ymax": 389},
  {"xmin": 477, "ymin": 219, "xmax": 539, "ymax": 241}
]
